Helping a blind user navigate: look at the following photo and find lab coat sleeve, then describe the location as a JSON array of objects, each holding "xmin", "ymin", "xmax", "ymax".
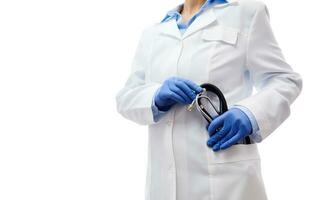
[
  {"xmin": 235, "ymin": 3, "xmax": 302, "ymax": 140},
  {"xmin": 233, "ymin": 105, "xmax": 262, "ymax": 143},
  {"xmin": 116, "ymin": 29, "xmax": 162, "ymax": 125}
]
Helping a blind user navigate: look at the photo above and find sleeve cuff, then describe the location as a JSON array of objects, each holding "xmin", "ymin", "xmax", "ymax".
[
  {"xmin": 151, "ymin": 88, "xmax": 167, "ymax": 122},
  {"xmin": 232, "ymin": 105, "xmax": 263, "ymax": 143}
]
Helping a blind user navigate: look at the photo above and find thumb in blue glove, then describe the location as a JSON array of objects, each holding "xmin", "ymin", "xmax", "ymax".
[{"xmin": 206, "ymin": 108, "xmax": 252, "ymax": 151}]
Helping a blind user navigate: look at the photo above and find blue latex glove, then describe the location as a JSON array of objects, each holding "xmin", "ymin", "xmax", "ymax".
[
  {"xmin": 154, "ymin": 77, "xmax": 203, "ymax": 111},
  {"xmin": 206, "ymin": 108, "xmax": 252, "ymax": 151}
]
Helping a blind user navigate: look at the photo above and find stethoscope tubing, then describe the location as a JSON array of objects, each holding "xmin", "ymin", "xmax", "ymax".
[
  {"xmin": 194, "ymin": 83, "xmax": 251, "ymax": 144},
  {"xmin": 195, "ymin": 83, "xmax": 228, "ymax": 123}
]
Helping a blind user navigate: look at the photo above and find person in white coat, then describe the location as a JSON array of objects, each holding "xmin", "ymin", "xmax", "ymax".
[{"xmin": 116, "ymin": 0, "xmax": 302, "ymax": 199}]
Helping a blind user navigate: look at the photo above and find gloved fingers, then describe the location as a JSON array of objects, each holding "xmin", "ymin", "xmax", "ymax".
[
  {"xmin": 175, "ymin": 81, "xmax": 196, "ymax": 102},
  {"xmin": 207, "ymin": 114, "xmax": 226, "ymax": 136},
  {"xmin": 179, "ymin": 78, "xmax": 203, "ymax": 93},
  {"xmin": 220, "ymin": 129, "xmax": 244, "ymax": 150},
  {"xmin": 169, "ymin": 85, "xmax": 191, "ymax": 104},
  {"xmin": 212, "ymin": 126, "xmax": 237, "ymax": 151},
  {"xmin": 207, "ymin": 125, "xmax": 231, "ymax": 148},
  {"xmin": 178, "ymin": 79, "xmax": 202, "ymax": 97},
  {"xmin": 167, "ymin": 90, "xmax": 188, "ymax": 104}
]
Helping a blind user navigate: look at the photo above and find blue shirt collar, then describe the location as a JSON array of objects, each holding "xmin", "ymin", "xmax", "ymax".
[{"xmin": 161, "ymin": 0, "xmax": 228, "ymax": 23}]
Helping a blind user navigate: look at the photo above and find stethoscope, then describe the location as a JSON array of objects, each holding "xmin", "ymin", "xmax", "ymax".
[
  {"xmin": 188, "ymin": 83, "xmax": 251, "ymax": 144},
  {"xmin": 187, "ymin": 83, "xmax": 228, "ymax": 123}
]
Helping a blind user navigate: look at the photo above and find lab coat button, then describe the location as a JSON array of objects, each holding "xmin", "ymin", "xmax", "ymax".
[
  {"xmin": 166, "ymin": 120, "xmax": 172, "ymax": 126},
  {"xmin": 168, "ymin": 164, "xmax": 174, "ymax": 172}
]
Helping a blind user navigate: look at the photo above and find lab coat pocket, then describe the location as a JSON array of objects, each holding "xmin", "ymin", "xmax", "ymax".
[
  {"xmin": 210, "ymin": 143, "xmax": 260, "ymax": 164},
  {"xmin": 209, "ymin": 158, "xmax": 267, "ymax": 200},
  {"xmin": 201, "ymin": 25, "xmax": 238, "ymax": 45},
  {"xmin": 208, "ymin": 144, "xmax": 266, "ymax": 200},
  {"xmin": 202, "ymin": 26, "xmax": 245, "ymax": 94}
]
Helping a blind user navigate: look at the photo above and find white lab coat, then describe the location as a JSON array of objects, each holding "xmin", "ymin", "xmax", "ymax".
[{"xmin": 116, "ymin": 0, "xmax": 302, "ymax": 199}]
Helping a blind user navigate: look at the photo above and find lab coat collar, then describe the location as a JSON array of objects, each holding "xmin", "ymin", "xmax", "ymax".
[
  {"xmin": 214, "ymin": 0, "xmax": 238, "ymax": 7},
  {"xmin": 182, "ymin": 8, "xmax": 217, "ymax": 39},
  {"xmin": 159, "ymin": 0, "xmax": 238, "ymax": 40}
]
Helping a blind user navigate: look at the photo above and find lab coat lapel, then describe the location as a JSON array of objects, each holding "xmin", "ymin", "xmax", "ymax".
[
  {"xmin": 214, "ymin": 0, "xmax": 239, "ymax": 8},
  {"xmin": 182, "ymin": 0, "xmax": 239, "ymax": 39},
  {"xmin": 182, "ymin": 9, "xmax": 217, "ymax": 39},
  {"xmin": 159, "ymin": 19, "xmax": 182, "ymax": 40}
]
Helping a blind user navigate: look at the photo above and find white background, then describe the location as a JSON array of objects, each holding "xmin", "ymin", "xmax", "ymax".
[{"xmin": 0, "ymin": 0, "xmax": 311, "ymax": 199}]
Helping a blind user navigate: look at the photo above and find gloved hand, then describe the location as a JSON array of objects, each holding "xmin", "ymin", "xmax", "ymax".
[
  {"xmin": 206, "ymin": 108, "xmax": 252, "ymax": 151},
  {"xmin": 154, "ymin": 77, "xmax": 203, "ymax": 111}
]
